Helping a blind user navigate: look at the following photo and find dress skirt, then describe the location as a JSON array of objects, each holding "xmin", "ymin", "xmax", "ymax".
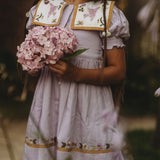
[{"xmin": 23, "ymin": 56, "xmax": 124, "ymax": 160}]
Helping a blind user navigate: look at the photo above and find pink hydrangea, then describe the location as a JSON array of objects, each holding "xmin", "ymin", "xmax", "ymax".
[{"xmin": 17, "ymin": 26, "xmax": 78, "ymax": 72}]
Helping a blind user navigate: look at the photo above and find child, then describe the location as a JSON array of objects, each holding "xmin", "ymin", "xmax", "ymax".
[{"xmin": 23, "ymin": 0, "xmax": 130, "ymax": 159}]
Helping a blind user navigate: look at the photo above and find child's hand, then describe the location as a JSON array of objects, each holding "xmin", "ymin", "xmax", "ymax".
[
  {"xmin": 28, "ymin": 70, "xmax": 40, "ymax": 77},
  {"xmin": 48, "ymin": 60, "xmax": 79, "ymax": 81}
]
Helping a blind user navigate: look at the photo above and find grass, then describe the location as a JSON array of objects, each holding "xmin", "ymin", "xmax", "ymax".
[{"xmin": 126, "ymin": 130, "xmax": 160, "ymax": 160}]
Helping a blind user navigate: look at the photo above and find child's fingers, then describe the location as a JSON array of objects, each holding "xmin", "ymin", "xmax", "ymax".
[
  {"xmin": 48, "ymin": 65, "xmax": 63, "ymax": 75},
  {"xmin": 57, "ymin": 60, "xmax": 66, "ymax": 65},
  {"xmin": 49, "ymin": 63, "xmax": 63, "ymax": 70},
  {"xmin": 50, "ymin": 62, "xmax": 69, "ymax": 73},
  {"xmin": 49, "ymin": 61, "xmax": 66, "ymax": 70}
]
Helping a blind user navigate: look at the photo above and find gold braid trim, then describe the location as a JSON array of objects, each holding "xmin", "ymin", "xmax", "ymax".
[
  {"xmin": 25, "ymin": 140, "xmax": 57, "ymax": 148},
  {"xmin": 25, "ymin": 141, "xmax": 113, "ymax": 154},
  {"xmin": 107, "ymin": 1, "xmax": 114, "ymax": 30},
  {"xmin": 57, "ymin": 147, "xmax": 113, "ymax": 154}
]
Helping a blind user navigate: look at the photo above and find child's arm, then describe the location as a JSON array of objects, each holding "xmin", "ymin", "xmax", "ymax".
[{"xmin": 48, "ymin": 46, "xmax": 126, "ymax": 85}]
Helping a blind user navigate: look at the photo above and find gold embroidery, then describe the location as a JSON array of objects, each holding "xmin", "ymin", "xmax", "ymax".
[
  {"xmin": 71, "ymin": 1, "xmax": 115, "ymax": 31},
  {"xmin": 25, "ymin": 140, "xmax": 57, "ymax": 148},
  {"xmin": 25, "ymin": 140, "xmax": 112, "ymax": 154},
  {"xmin": 107, "ymin": 1, "xmax": 114, "ymax": 30},
  {"xmin": 32, "ymin": 0, "xmax": 67, "ymax": 26},
  {"xmin": 32, "ymin": 0, "xmax": 115, "ymax": 31},
  {"xmin": 71, "ymin": 4, "xmax": 78, "ymax": 29},
  {"xmin": 32, "ymin": 0, "xmax": 43, "ymax": 25},
  {"xmin": 57, "ymin": 147, "xmax": 112, "ymax": 154}
]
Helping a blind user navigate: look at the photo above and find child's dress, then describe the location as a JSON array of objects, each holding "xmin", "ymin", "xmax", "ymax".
[{"xmin": 23, "ymin": 2, "xmax": 129, "ymax": 160}]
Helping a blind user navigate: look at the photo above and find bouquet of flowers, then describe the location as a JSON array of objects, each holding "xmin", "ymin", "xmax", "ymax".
[{"xmin": 17, "ymin": 26, "xmax": 86, "ymax": 73}]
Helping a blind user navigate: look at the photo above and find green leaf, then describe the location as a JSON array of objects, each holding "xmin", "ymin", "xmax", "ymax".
[{"xmin": 61, "ymin": 48, "xmax": 88, "ymax": 60}]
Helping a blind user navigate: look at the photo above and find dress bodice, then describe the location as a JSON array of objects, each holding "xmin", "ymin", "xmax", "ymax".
[
  {"xmin": 26, "ymin": 4, "xmax": 130, "ymax": 59},
  {"xmin": 61, "ymin": 5, "xmax": 103, "ymax": 58}
]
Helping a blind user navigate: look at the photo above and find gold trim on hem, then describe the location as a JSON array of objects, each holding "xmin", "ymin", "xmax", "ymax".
[
  {"xmin": 25, "ymin": 141, "xmax": 112, "ymax": 154},
  {"xmin": 25, "ymin": 140, "xmax": 57, "ymax": 148},
  {"xmin": 57, "ymin": 147, "xmax": 113, "ymax": 154}
]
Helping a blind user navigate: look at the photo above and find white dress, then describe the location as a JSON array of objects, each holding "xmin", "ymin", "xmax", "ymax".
[{"xmin": 23, "ymin": 3, "xmax": 130, "ymax": 160}]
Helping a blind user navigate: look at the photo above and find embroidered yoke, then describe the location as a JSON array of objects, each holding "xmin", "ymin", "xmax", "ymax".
[{"xmin": 32, "ymin": 0, "xmax": 114, "ymax": 31}]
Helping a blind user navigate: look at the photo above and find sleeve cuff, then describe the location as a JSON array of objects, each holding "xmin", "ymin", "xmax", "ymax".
[{"xmin": 102, "ymin": 36, "xmax": 125, "ymax": 50}]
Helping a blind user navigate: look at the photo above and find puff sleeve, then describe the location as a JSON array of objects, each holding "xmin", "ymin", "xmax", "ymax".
[
  {"xmin": 101, "ymin": 6, "xmax": 130, "ymax": 50},
  {"xmin": 26, "ymin": 5, "xmax": 37, "ymax": 30}
]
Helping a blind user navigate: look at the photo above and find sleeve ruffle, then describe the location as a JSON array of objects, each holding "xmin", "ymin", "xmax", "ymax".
[
  {"xmin": 26, "ymin": 5, "xmax": 37, "ymax": 30},
  {"xmin": 101, "ymin": 6, "xmax": 130, "ymax": 50}
]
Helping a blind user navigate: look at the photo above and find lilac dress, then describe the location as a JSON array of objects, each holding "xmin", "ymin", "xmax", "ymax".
[{"xmin": 23, "ymin": 4, "xmax": 129, "ymax": 160}]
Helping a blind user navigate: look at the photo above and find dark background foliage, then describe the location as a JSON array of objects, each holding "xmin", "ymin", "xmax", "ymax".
[{"xmin": 0, "ymin": 0, "xmax": 160, "ymax": 116}]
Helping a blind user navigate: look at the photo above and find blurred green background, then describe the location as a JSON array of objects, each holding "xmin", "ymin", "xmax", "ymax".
[{"xmin": 0, "ymin": 0, "xmax": 160, "ymax": 160}]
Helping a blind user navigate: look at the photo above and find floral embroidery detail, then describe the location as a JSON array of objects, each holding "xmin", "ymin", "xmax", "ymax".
[
  {"xmin": 50, "ymin": 137, "xmax": 57, "ymax": 143},
  {"xmin": 91, "ymin": 145, "xmax": 96, "ymax": 150},
  {"xmin": 79, "ymin": 8, "xmax": 84, "ymax": 12},
  {"xmin": 32, "ymin": 0, "xmax": 67, "ymax": 26},
  {"xmin": 58, "ymin": 5, "xmax": 62, "ymax": 10},
  {"xmin": 52, "ymin": 18, "xmax": 57, "ymax": 23},
  {"xmin": 25, "ymin": 136, "xmax": 112, "ymax": 152},
  {"xmin": 41, "ymin": 138, "xmax": 49, "ymax": 144},
  {"xmin": 66, "ymin": 141, "xmax": 71, "ymax": 149},
  {"xmin": 33, "ymin": 139, "xmax": 37, "ymax": 144},
  {"xmin": 79, "ymin": 143, "xmax": 83, "ymax": 149},
  {"xmin": 83, "ymin": 143, "xmax": 88, "ymax": 150},
  {"xmin": 84, "ymin": 7, "xmax": 100, "ymax": 21},
  {"xmin": 78, "ymin": 5, "xmax": 84, "ymax": 12},
  {"xmin": 27, "ymin": 137, "xmax": 37, "ymax": 144},
  {"xmin": 97, "ymin": 144, "xmax": 102, "ymax": 150},
  {"xmin": 48, "ymin": 3, "xmax": 58, "ymax": 17},
  {"xmin": 97, "ymin": 17, "xmax": 104, "ymax": 26},
  {"xmin": 44, "ymin": 0, "xmax": 49, "ymax": 5},
  {"xmin": 72, "ymin": 142, "xmax": 77, "ymax": 148},
  {"xmin": 106, "ymin": 143, "xmax": 110, "ymax": 149},
  {"xmin": 76, "ymin": 20, "xmax": 84, "ymax": 25},
  {"xmin": 29, "ymin": 138, "xmax": 33, "ymax": 143},
  {"xmin": 35, "ymin": 13, "xmax": 44, "ymax": 21},
  {"xmin": 33, "ymin": 0, "xmax": 114, "ymax": 31},
  {"xmin": 61, "ymin": 142, "xmax": 66, "ymax": 148},
  {"xmin": 72, "ymin": 1, "xmax": 114, "ymax": 30}
]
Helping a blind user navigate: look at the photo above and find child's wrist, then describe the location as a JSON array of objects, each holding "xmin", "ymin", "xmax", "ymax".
[{"xmin": 73, "ymin": 67, "xmax": 81, "ymax": 83}]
